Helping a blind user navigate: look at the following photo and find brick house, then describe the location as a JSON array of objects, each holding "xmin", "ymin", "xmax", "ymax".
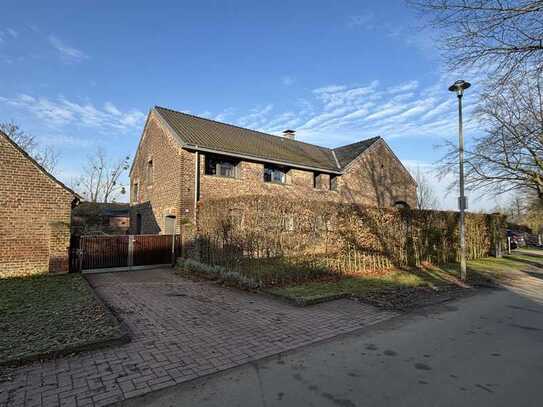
[
  {"xmin": 72, "ymin": 202, "xmax": 130, "ymax": 236},
  {"xmin": 130, "ymin": 106, "xmax": 416, "ymax": 234},
  {"xmin": 0, "ymin": 130, "xmax": 79, "ymax": 277}
]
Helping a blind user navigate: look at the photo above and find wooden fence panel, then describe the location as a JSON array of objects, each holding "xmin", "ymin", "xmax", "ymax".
[
  {"xmin": 81, "ymin": 236, "xmax": 130, "ymax": 270},
  {"xmin": 133, "ymin": 235, "xmax": 176, "ymax": 266}
]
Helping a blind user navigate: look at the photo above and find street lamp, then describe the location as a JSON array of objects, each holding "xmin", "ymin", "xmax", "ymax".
[{"xmin": 448, "ymin": 79, "xmax": 470, "ymax": 281}]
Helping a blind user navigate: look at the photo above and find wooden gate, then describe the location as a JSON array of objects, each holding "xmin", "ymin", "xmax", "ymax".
[
  {"xmin": 74, "ymin": 234, "xmax": 180, "ymax": 272},
  {"xmin": 133, "ymin": 235, "xmax": 176, "ymax": 266}
]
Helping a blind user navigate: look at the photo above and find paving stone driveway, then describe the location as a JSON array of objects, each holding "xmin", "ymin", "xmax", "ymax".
[{"xmin": 0, "ymin": 268, "xmax": 397, "ymax": 407}]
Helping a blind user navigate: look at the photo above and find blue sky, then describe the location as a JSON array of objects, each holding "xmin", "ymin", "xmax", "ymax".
[{"xmin": 0, "ymin": 0, "xmax": 498, "ymax": 210}]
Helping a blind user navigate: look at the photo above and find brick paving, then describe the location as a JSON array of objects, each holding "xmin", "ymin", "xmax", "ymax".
[{"xmin": 0, "ymin": 268, "xmax": 397, "ymax": 407}]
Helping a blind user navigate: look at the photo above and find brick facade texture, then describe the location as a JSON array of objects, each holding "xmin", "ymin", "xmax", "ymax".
[
  {"xmin": 0, "ymin": 134, "xmax": 75, "ymax": 277},
  {"xmin": 130, "ymin": 111, "xmax": 185, "ymax": 234},
  {"xmin": 130, "ymin": 112, "xmax": 416, "ymax": 234}
]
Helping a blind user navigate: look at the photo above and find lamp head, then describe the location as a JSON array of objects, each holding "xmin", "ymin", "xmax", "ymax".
[{"xmin": 448, "ymin": 80, "xmax": 471, "ymax": 96}]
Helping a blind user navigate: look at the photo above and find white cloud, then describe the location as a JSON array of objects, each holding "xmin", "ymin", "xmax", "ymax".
[
  {"xmin": 0, "ymin": 93, "xmax": 145, "ymax": 132},
  {"xmin": 40, "ymin": 133, "xmax": 93, "ymax": 148},
  {"xmin": 313, "ymin": 85, "xmax": 347, "ymax": 94},
  {"xmin": 104, "ymin": 102, "xmax": 122, "ymax": 116},
  {"xmin": 214, "ymin": 107, "xmax": 236, "ymax": 122},
  {"xmin": 198, "ymin": 74, "xmax": 484, "ymax": 148},
  {"xmin": 48, "ymin": 34, "xmax": 88, "ymax": 63},
  {"xmin": 0, "ymin": 28, "xmax": 19, "ymax": 45},
  {"xmin": 236, "ymin": 104, "xmax": 274, "ymax": 129},
  {"xmin": 387, "ymin": 80, "xmax": 418, "ymax": 94},
  {"xmin": 7, "ymin": 28, "xmax": 18, "ymax": 38},
  {"xmin": 281, "ymin": 75, "xmax": 295, "ymax": 86},
  {"xmin": 314, "ymin": 81, "xmax": 379, "ymax": 110}
]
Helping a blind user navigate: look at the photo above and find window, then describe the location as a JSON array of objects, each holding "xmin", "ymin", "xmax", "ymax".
[
  {"xmin": 264, "ymin": 164, "xmax": 288, "ymax": 183},
  {"xmin": 136, "ymin": 213, "xmax": 142, "ymax": 235},
  {"xmin": 132, "ymin": 182, "xmax": 139, "ymax": 202},
  {"xmin": 164, "ymin": 215, "xmax": 176, "ymax": 235},
  {"xmin": 394, "ymin": 201, "xmax": 410, "ymax": 210},
  {"xmin": 205, "ymin": 155, "xmax": 238, "ymax": 178},
  {"xmin": 313, "ymin": 173, "xmax": 322, "ymax": 189},
  {"xmin": 147, "ymin": 159, "xmax": 154, "ymax": 184},
  {"xmin": 330, "ymin": 175, "xmax": 338, "ymax": 191}
]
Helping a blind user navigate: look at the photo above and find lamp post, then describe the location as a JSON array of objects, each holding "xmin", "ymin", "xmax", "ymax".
[{"xmin": 448, "ymin": 80, "xmax": 470, "ymax": 281}]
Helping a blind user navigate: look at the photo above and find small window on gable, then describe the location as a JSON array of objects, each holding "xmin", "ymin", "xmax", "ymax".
[
  {"xmin": 264, "ymin": 164, "xmax": 288, "ymax": 184},
  {"xmin": 132, "ymin": 182, "xmax": 139, "ymax": 203},
  {"xmin": 330, "ymin": 175, "xmax": 338, "ymax": 191},
  {"xmin": 205, "ymin": 155, "xmax": 239, "ymax": 178},
  {"xmin": 147, "ymin": 159, "xmax": 154, "ymax": 184}
]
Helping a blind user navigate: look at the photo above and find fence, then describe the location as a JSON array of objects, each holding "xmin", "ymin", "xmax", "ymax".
[
  {"xmin": 181, "ymin": 196, "xmax": 506, "ymax": 287},
  {"xmin": 71, "ymin": 234, "xmax": 181, "ymax": 272}
]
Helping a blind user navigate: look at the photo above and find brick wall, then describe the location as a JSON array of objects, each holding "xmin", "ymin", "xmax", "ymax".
[
  {"xmin": 129, "ymin": 111, "xmax": 185, "ymax": 234},
  {"xmin": 0, "ymin": 134, "xmax": 75, "ymax": 277},
  {"xmin": 340, "ymin": 140, "xmax": 417, "ymax": 208},
  {"xmin": 199, "ymin": 156, "xmax": 341, "ymax": 204},
  {"xmin": 196, "ymin": 140, "xmax": 416, "ymax": 210}
]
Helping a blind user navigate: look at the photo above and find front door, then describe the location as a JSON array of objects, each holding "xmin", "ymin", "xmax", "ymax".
[{"xmin": 165, "ymin": 215, "xmax": 176, "ymax": 235}]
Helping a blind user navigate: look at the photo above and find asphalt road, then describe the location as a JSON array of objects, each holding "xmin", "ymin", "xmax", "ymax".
[{"xmin": 123, "ymin": 286, "xmax": 543, "ymax": 407}]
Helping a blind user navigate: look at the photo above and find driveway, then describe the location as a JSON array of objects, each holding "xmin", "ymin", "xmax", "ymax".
[
  {"xmin": 124, "ymin": 274, "xmax": 543, "ymax": 407},
  {"xmin": 0, "ymin": 268, "xmax": 395, "ymax": 407}
]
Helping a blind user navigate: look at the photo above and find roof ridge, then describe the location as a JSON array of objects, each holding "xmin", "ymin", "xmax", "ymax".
[
  {"xmin": 333, "ymin": 136, "xmax": 381, "ymax": 151},
  {"xmin": 154, "ymin": 105, "xmax": 334, "ymax": 152}
]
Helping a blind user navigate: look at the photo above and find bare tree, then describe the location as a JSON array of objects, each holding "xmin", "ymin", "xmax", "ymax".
[
  {"xmin": 0, "ymin": 121, "xmax": 60, "ymax": 173},
  {"xmin": 414, "ymin": 167, "xmax": 440, "ymax": 209},
  {"xmin": 523, "ymin": 195, "xmax": 543, "ymax": 232},
  {"xmin": 439, "ymin": 70, "xmax": 543, "ymax": 201},
  {"xmin": 74, "ymin": 148, "xmax": 130, "ymax": 203},
  {"xmin": 409, "ymin": 0, "xmax": 543, "ymax": 83},
  {"xmin": 498, "ymin": 192, "xmax": 543, "ymax": 232}
]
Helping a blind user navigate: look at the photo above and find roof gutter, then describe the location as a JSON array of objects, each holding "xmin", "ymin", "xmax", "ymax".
[{"xmin": 182, "ymin": 143, "xmax": 343, "ymax": 175}]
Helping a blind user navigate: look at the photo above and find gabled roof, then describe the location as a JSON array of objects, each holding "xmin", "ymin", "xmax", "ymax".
[
  {"xmin": 155, "ymin": 106, "xmax": 348, "ymax": 173},
  {"xmin": 0, "ymin": 129, "xmax": 80, "ymax": 200},
  {"xmin": 155, "ymin": 106, "xmax": 387, "ymax": 174},
  {"xmin": 332, "ymin": 137, "xmax": 381, "ymax": 169}
]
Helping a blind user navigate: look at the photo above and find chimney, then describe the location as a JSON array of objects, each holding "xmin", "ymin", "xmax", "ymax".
[{"xmin": 283, "ymin": 129, "xmax": 296, "ymax": 140}]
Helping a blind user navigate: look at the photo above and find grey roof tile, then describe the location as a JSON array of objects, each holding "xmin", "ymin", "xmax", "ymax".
[{"xmin": 155, "ymin": 106, "xmax": 379, "ymax": 172}]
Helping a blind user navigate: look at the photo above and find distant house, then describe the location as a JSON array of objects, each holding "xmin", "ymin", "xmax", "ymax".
[
  {"xmin": 129, "ymin": 106, "xmax": 417, "ymax": 235},
  {"xmin": 0, "ymin": 130, "xmax": 79, "ymax": 276},
  {"xmin": 72, "ymin": 202, "xmax": 130, "ymax": 235}
]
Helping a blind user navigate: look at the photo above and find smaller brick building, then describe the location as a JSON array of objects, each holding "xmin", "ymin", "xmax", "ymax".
[
  {"xmin": 72, "ymin": 202, "xmax": 130, "ymax": 236},
  {"xmin": 129, "ymin": 107, "xmax": 416, "ymax": 235},
  {"xmin": 0, "ymin": 130, "xmax": 79, "ymax": 277}
]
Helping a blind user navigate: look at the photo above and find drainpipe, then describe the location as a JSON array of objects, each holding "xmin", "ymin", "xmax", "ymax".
[{"xmin": 194, "ymin": 151, "xmax": 200, "ymax": 216}]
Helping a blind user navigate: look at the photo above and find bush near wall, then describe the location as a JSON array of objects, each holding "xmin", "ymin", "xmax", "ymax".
[{"xmin": 181, "ymin": 196, "xmax": 506, "ymax": 287}]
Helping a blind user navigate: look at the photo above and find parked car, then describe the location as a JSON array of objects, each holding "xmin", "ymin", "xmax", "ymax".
[{"xmin": 506, "ymin": 230, "xmax": 525, "ymax": 249}]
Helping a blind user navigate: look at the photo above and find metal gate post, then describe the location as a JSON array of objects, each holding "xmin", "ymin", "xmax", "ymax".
[
  {"xmin": 78, "ymin": 247, "xmax": 83, "ymax": 273},
  {"xmin": 171, "ymin": 234, "xmax": 176, "ymax": 266},
  {"xmin": 128, "ymin": 235, "xmax": 134, "ymax": 270}
]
